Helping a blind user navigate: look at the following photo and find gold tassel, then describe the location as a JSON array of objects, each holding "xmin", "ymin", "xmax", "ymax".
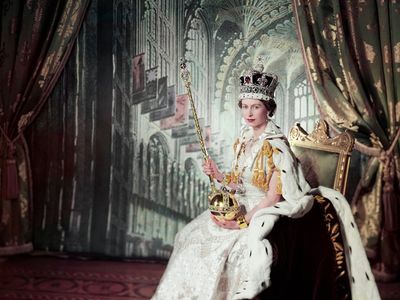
[
  {"xmin": 263, "ymin": 167, "xmax": 273, "ymax": 191},
  {"xmin": 276, "ymin": 170, "xmax": 282, "ymax": 195},
  {"xmin": 252, "ymin": 140, "xmax": 283, "ymax": 193},
  {"xmin": 251, "ymin": 151, "xmax": 262, "ymax": 186},
  {"xmin": 258, "ymin": 153, "xmax": 265, "ymax": 187},
  {"xmin": 252, "ymin": 141, "xmax": 266, "ymax": 191},
  {"xmin": 262, "ymin": 140, "xmax": 273, "ymax": 156}
]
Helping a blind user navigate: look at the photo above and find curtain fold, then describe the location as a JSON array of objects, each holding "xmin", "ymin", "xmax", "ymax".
[
  {"xmin": 293, "ymin": 0, "xmax": 400, "ymax": 279},
  {"xmin": 0, "ymin": 0, "xmax": 90, "ymax": 255}
]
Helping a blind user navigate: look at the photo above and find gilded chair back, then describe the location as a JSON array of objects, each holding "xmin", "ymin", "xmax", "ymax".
[{"xmin": 288, "ymin": 120, "xmax": 354, "ymax": 195}]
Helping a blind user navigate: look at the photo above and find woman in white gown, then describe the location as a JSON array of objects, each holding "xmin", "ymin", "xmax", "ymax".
[{"xmin": 152, "ymin": 67, "xmax": 380, "ymax": 300}]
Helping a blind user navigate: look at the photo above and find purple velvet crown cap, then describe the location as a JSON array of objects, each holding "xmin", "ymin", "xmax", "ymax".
[{"xmin": 238, "ymin": 68, "xmax": 279, "ymax": 101}]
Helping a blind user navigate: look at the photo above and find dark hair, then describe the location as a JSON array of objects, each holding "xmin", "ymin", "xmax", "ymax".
[{"xmin": 238, "ymin": 99, "xmax": 277, "ymax": 117}]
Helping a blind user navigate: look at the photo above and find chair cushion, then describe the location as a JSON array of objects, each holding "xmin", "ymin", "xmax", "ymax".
[{"xmin": 291, "ymin": 145, "xmax": 338, "ymax": 189}]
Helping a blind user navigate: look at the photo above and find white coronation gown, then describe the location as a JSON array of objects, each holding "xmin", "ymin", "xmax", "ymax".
[{"xmin": 152, "ymin": 121, "xmax": 380, "ymax": 300}]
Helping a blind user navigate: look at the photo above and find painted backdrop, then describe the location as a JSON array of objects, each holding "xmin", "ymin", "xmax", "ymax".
[{"xmin": 27, "ymin": 0, "xmax": 360, "ymax": 258}]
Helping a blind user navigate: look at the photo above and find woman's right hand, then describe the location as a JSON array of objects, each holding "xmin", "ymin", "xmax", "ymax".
[
  {"xmin": 210, "ymin": 214, "xmax": 240, "ymax": 230},
  {"xmin": 203, "ymin": 158, "xmax": 223, "ymax": 182}
]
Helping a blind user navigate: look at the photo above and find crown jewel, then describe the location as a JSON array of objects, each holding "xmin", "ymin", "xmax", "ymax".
[{"xmin": 239, "ymin": 58, "xmax": 278, "ymax": 101}]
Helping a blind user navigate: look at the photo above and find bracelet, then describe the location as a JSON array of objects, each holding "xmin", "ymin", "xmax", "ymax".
[
  {"xmin": 219, "ymin": 172, "xmax": 232, "ymax": 185},
  {"xmin": 236, "ymin": 215, "xmax": 248, "ymax": 229}
]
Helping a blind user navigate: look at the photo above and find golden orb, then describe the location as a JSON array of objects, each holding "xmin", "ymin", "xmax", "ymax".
[{"xmin": 208, "ymin": 188, "xmax": 240, "ymax": 221}]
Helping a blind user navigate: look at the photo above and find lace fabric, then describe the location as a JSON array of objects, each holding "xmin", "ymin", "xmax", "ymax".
[{"xmin": 152, "ymin": 138, "xmax": 267, "ymax": 300}]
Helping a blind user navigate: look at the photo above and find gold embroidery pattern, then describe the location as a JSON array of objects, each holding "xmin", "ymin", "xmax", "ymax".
[
  {"xmin": 314, "ymin": 195, "xmax": 350, "ymax": 297},
  {"xmin": 364, "ymin": 42, "xmax": 376, "ymax": 63},
  {"xmin": 394, "ymin": 42, "xmax": 400, "ymax": 63},
  {"xmin": 353, "ymin": 165, "xmax": 382, "ymax": 249},
  {"xmin": 38, "ymin": 1, "xmax": 87, "ymax": 89}
]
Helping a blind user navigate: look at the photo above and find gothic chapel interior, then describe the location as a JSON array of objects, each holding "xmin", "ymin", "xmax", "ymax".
[{"xmin": 0, "ymin": 0, "xmax": 399, "ymax": 299}]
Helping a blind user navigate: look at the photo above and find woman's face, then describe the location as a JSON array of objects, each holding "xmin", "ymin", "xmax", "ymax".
[{"xmin": 240, "ymin": 98, "xmax": 269, "ymax": 128}]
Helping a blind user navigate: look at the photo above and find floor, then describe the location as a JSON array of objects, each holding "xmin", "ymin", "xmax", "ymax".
[
  {"xmin": 0, "ymin": 255, "xmax": 399, "ymax": 299},
  {"xmin": 0, "ymin": 255, "xmax": 165, "ymax": 300}
]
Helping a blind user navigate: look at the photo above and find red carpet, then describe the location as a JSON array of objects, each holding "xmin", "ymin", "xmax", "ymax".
[
  {"xmin": 0, "ymin": 256, "xmax": 166, "ymax": 300},
  {"xmin": 0, "ymin": 255, "xmax": 399, "ymax": 299}
]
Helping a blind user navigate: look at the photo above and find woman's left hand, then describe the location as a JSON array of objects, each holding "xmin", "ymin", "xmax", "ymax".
[{"xmin": 210, "ymin": 214, "xmax": 239, "ymax": 230}]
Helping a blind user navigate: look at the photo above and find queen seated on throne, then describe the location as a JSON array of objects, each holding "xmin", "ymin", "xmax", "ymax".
[{"xmin": 152, "ymin": 63, "xmax": 380, "ymax": 300}]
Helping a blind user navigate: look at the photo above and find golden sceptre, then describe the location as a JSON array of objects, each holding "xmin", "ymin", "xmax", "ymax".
[{"xmin": 179, "ymin": 59, "xmax": 239, "ymax": 221}]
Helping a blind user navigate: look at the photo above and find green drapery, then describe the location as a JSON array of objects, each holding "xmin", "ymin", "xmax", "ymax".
[
  {"xmin": 0, "ymin": 0, "xmax": 90, "ymax": 255},
  {"xmin": 293, "ymin": 1, "xmax": 400, "ymax": 279}
]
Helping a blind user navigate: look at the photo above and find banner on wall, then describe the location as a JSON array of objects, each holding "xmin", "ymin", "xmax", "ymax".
[
  {"xmin": 179, "ymin": 133, "xmax": 199, "ymax": 146},
  {"xmin": 185, "ymin": 126, "xmax": 211, "ymax": 152},
  {"xmin": 160, "ymin": 94, "xmax": 189, "ymax": 129},
  {"xmin": 149, "ymin": 85, "xmax": 176, "ymax": 121},
  {"xmin": 172, "ymin": 116, "xmax": 204, "ymax": 138},
  {"xmin": 133, "ymin": 66, "xmax": 157, "ymax": 105},
  {"xmin": 132, "ymin": 53, "xmax": 146, "ymax": 104},
  {"xmin": 141, "ymin": 76, "xmax": 168, "ymax": 114},
  {"xmin": 134, "ymin": 66, "xmax": 158, "ymax": 105}
]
